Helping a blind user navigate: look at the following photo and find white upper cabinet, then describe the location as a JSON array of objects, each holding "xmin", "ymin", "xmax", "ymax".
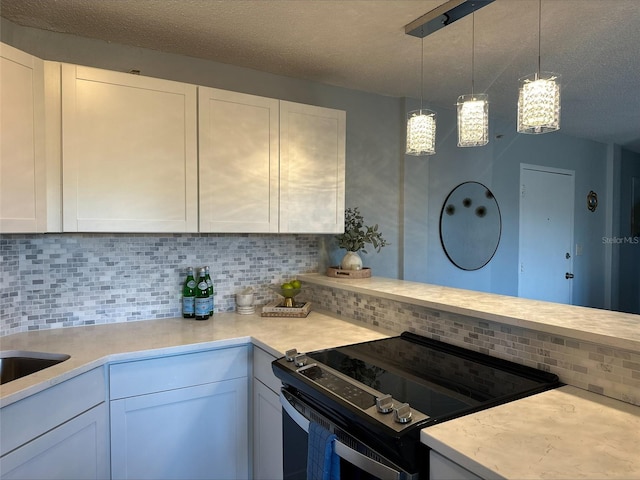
[
  {"xmin": 2, "ymin": 46, "xmax": 345, "ymax": 234},
  {"xmin": 199, "ymin": 87, "xmax": 279, "ymax": 233},
  {"xmin": 199, "ymin": 91, "xmax": 345, "ymax": 234},
  {"xmin": 61, "ymin": 64, "xmax": 198, "ymax": 232},
  {"xmin": 279, "ymin": 100, "xmax": 346, "ymax": 233},
  {"xmin": 0, "ymin": 43, "xmax": 60, "ymax": 233}
]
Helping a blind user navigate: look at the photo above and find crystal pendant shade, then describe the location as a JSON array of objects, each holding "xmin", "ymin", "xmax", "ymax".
[
  {"xmin": 406, "ymin": 109, "xmax": 436, "ymax": 156},
  {"xmin": 517, "ymin": 72, "xmax": 561, "ymax": 134},
  {"xmin": 457, "ymin": 94, "xmax": 489, "ymax": 147}
]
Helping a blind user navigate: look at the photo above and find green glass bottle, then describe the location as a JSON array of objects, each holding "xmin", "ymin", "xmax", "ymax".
[
  {"xmin": 182, "ymin": 267, "xmax": 196, "ymax": 318},
  {"xmin": 204, "ymin": 266, "xmax": 214, "ymax": 316},
  {"xmin": 194, "ymin": 268, "xmax": 210, "ymax": 320}
]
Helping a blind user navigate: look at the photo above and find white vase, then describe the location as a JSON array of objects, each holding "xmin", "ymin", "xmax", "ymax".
[{"xmin": 340, "ymin": 251, "xmax": 363, "ymax": 270}]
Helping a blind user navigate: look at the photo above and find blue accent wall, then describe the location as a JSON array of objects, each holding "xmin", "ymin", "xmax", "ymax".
[{"xmin": 402, "ymin": 101, "xmax": 632, "ymax": 312}]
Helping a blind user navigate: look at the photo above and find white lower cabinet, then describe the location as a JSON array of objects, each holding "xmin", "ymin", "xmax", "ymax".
[
  {"xmin": 0, "ymin": 403, "xmax": 109, "ymax": 480},
  {"xmin": 252, "ymin": 347, "xmax": 283, "ymax": 480},
  {"xmin": 0, "ymin": 367, "xmax": 109, "ymax": 480},
  {"xmin": 111, "ymin": 379, "xmax": 248, "ymax": 480},
  {"xmin": 253, "ymin": 380, "xmax": 283, "ymax": 480},
  {"xmin": 1, "ymin": 344, "xmax": 288, "ymax": 480},
  {"xmin": 430, "ymin": 451, "xmax": 482, "ymax": 480},
  {"xmin": 109, "ymin": 346, "xmax": 250, "ymax": 480}
]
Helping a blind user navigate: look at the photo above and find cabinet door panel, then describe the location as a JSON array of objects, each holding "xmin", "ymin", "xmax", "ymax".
[
  {"xmin": 280, "ymin": 101, "xmax": 345, "ymax": 233},
  {"xmin": 110, "ymin": 378, "xmax": 249, "ymax": 480},
  {"xmin": 1, "ymin": 366, "xmax": 106, "ymax": 456},
  {"xmin": 0, "ymin": 403, "xmax": 109, "ymax": 480},
  {"xmin": 430, "ymin": 451, "xmax": 482, "ymax": 480},
  {"xmin": 61, "ymin": 64, "xmax": 197, "ymax": 232},
  {"xmin": 0, "ymin": 43, "xmax": 46, "ymax": 233},
  {"xmin": 253, "ymin": 378, "xmax": 283, "ymax": 480},
  {"xmin": 253, "ymin": 346, "xmax": 281, "ymax": 393},
  {"xmin": 199, "ymin": 87, "xmax": 279, "ymax": 232}
]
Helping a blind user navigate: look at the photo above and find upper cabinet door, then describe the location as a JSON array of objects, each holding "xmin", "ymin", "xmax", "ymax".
[
  {"xmin": 61, "ymin": 64, "xmax": 198, "ymax": 232},
  {"xmin": 279, "ymin": 101, "xmax": 346, "ymax": 233},
  {"xmin": 0, "ymin": 44, "xmax": 60, "ymax": 233},
  {"xmin": 198, "ymin": 87, "xmax": 279, "ymax": 233}
]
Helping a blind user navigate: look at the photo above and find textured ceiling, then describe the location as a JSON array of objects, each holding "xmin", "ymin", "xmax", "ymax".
[{"xmin": 2, "ymin": 0, "xmax": 639, "ymax": 151}]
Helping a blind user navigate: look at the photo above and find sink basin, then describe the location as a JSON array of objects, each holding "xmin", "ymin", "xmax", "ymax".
[{"xmin": 0, "ymin": 351, "xmax": 70, "ymax": 385}]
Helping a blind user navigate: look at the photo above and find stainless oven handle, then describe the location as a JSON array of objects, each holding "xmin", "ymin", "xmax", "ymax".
[{"xmin": 280, "ymin": 391, "xmax": 404, "ymax": 480}]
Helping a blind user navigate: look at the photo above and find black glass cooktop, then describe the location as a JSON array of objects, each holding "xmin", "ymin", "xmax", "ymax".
[
  {"xmin": 305, "ymin": 332, "xmax": 557, "ymax": 419},
  {"xmin": 273, "ymin": 332, "xmax": 561, "ymax": 476}
]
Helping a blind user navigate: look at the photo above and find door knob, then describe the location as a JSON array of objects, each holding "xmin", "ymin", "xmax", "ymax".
[{"xmin": 565, "ymin": 272, "xmax": 574, "ymax": 279}]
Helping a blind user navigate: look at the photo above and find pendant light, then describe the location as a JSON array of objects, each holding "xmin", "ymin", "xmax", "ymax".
[
  {"xmin": 517, "ymin": 0, "xmax": 560, "ymax": 134},
  {"xmin": 457, "ymin": 12, "xmax": 489, "ymax": 147},
  {"xmin": 406, "ymin": 35, "xmax": 436, "ymax": 156}
]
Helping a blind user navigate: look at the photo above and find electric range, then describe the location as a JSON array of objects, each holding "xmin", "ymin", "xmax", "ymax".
[{"xmin": 273, "ymin": 331, "xmax": 561, "ymax": 478}]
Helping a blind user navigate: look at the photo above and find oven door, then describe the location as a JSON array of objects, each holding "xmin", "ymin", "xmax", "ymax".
[{"xmin": 280, "ymin": 390, "xmax": 419, "ymax": 480}]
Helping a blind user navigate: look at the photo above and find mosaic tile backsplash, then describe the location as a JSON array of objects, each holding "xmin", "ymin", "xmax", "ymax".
[
  {"xmin": 306, "ymin": 285, "xmax": 640, "ymax": 406},
  {"xmin": 1, "ymin": 233, "xmax": 320, "ymax": 336}
]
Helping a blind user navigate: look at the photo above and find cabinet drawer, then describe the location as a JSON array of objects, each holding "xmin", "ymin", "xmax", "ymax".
[
  {"xmin": 1, "ymin": 366, "xmax": 106, "ymax": 456},
  {"xmin": 253, "ymin": 347, "xmax": 281, "ymax": 394},
  {"xmin": 109, "ymin": 346, "xmax": 249, "ymax": 400}
]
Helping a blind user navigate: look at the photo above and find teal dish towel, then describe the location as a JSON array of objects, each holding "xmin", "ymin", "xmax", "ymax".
[{"xmin": 307, "ymin": 422, "xmax": 340, "ymax": 480}]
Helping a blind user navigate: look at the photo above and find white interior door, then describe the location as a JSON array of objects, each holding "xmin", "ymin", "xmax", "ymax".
[{"xmin": 518, "ymin": 164, "xmax": 575, "ymax": 304}]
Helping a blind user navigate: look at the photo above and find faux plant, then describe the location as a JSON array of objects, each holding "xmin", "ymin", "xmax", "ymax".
[{"xmin": 335, "ymin": 207, "xmax": 389, "ymax": 254}]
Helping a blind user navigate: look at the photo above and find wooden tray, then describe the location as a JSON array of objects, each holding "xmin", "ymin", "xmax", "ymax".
[
  {"xmin": 326, "ymin": 267, "xmax": 371, "ymax": 278},
  {"xmin": 261, "ymin": 300, "xmax": 311, "ymax": 318}
]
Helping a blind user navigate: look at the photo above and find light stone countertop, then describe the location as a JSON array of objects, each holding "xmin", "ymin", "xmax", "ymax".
[
  {"xmin": 300, "ymin": 274, "xmax": 640, "ymax": 352},
  {"xmin": 421, "ymin": 385, "xmax": 640, "ymax": 480},
  {"xmin": 3, "ymin": 300, "xmax": 639, "ymax": 478},
  {"xmin": 0, "ymin": 310, "xmax": 392, "ymax": 407}
]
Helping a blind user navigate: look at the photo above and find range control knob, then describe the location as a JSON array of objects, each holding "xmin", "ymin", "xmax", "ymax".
[
  {"xmin": 375, "ymin": 394, "xmax": 394, "ymax": 414},
  {"xmin": 393, "ymin": 403, "xmax": 412, "ymax": 424},
  {"xmin": 285, "ymin": 349, "xmax": 298, "ymax": 362},
  {"xmin": 294, "ymin": 353, "xmax": 308, "ymax": 367}
]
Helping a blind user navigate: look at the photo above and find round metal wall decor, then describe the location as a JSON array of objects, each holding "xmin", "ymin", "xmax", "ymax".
[{"xmin": 439, "ymin": 181, "xmax": 502, "ymax": 271}]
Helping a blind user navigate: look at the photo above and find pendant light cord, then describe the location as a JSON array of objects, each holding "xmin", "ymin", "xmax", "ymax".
[
  {"xmin": 471, "ymin": 12, "xmax": 475, "ymax": 96},
  {"xmin": 420, "ymin": 33, "xmax": 424, "ymax": 110},
  {"xmin": 537, "ymin": 0, "xmax": 542, "ymax": 75}
]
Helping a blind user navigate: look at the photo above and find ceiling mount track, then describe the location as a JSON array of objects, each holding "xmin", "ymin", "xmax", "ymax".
[{"xmin": 405, "ymin": 0, "xmax": 494, "ymax": 38}]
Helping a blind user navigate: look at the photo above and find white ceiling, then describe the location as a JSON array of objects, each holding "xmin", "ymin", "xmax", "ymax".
[{"xmin": 2, "ymin": 0, "xmax": 639, "ymax": 152}]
